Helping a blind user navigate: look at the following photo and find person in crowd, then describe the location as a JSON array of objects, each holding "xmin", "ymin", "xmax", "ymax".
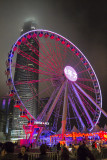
[
  {"xmin": 0, "ymin": 142, "xmax": 16, "ymax": 160},
  {"xmin": 71, "ymin": 144, "xmax": 76, "ymax": 156},
  {"xmin": 57, "ymin": 142, "xmax": 61, "ymax": 154},
  {"xmin": 52, "ymin": 144, "xmax": 57, "ymax": 152},
  {"xmin": 60, "ymin": 147, "xmax": 70, "ymax": 160},
  {"xmin": 35, "ymin": 144, "xmax": 51, "ymax": 160},
  {"xmin": 79, "ymin": 141, "xmax": 82, "ymax": 146},
  {"xmin": 68, "ymin": 144, "xmax": 72, "ymax": 152},
  {"xmin": 91, "ymin": 142, "xmax": 101, "ymax": 160},
  {"xmin": 30, "ymin": 143, "xmax": 32, "ymax": 149},
  {"xmin": 77, "ymin": 143, "xmax": 95, "ymax": 160},
  {"xmin": 17, "ymin": 146, "xmax": 28, "ymax": 160}
]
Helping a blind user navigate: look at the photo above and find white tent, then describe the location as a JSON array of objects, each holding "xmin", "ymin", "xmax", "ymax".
[
  {"xmin": 104, "ymin": 124, "xmax": 107, "ymax": 132},
  {"xmin": 81, "ymin": 126, "xmax": 88, "ymax": 133},
  {"xmin": 100, "ymin": 127, "xmax": 104, "ymax": 131},
  {"xmin": 57, "ymin": 127, "xmax": 70, "ymax": 134},
  {"xmin": 91, "ymin": 125, "xmax": 101, "ymax": 132},
  {"xmin": 71, "ymin": 126, "xmax": 80, "ymax": 133}
]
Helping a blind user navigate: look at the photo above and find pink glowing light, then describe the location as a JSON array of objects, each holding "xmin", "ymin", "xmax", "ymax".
[{"xmin": 64, "ymin": 66, "xmax": 77, "ymax": 81}]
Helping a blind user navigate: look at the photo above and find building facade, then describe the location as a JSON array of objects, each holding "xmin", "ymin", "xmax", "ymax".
[{"xmin": 11, "ymin": 21, "xmax": 39, "ymax": 140}]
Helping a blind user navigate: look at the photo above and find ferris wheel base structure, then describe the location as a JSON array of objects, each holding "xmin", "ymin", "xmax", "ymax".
[{"xmin": 5, "ymin": 29, "xmax": 107, "ymax": 142}]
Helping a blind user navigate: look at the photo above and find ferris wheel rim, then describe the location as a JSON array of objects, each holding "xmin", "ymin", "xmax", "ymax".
[{"xmin": 8, "ymin": 29, "xmax": 102, "ymax": 131}]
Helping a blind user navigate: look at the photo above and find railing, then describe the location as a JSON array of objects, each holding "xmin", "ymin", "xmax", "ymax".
[
  {"xmin": 28, "ymin": 152, "xmax": 59, "ymax": 160},
  {"xmin": 27, "ymin": 148, "xmax": 107, "ymax": 160},
  {"xmin": 101, "ymin": 148, "xmax": 107, "ymax": 159}
]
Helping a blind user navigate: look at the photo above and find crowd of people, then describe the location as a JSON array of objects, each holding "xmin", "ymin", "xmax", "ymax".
[
  {"xmin": 0, "ymin": 142, "xmax": 28, "ymax": 160},
  {"xmin": 0, "ymin": 140, "xmax": 106, "ymax": 160}
]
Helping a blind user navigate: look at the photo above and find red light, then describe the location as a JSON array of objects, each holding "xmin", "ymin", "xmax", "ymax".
[
  {"xmin": 17, "ymin": 41, "xmax": 21, "ymax": 45},
  {"xmin": 50, "ymin": 35, "xmax": 54, "ymax": 39},
  {"xmin": 20, "ymin": 115, "xmax": 27, "ymax": 118},
  {"xmin": 27, "ymin": 34, "xmax": 31, "ymax": 39},
  {"xmin": 21, "ymin": 37, "xmax": 26, "ymax": 42},
  {"xmin": 44, "ymin": 33, "xmax": 49, "ymax": 38},
  {"xmin": 61, "ymin": 40, "xmax": 65, "ymax": 44},
  {"xmin": 80, "ymin": 57, "xmax": 83, "ymax": 61},
  {"xmin": 84, "ymin": 62, "xmax": 87, "ymax": 65},
  {"xmin": 39, "ymin": 32, "xmax": 43, "ymax": 37},
  {"xmin": 90, "ymin": 72, "xmax": 94, "ymax": 76},
  {"xmin": 56, "ymin": 37, "xmax": 60, "ymax": 41},
  {"xmin": 32, "ymin": 33, "xmax": 37, "ymax": 38},
  {"xmin": 9, "ymin": 93, "xmax": 14, "ymax": 97},
  {"xmin": 14, "ymin": 104, "xmax": 20, "ymax": 108},
  {"xmin": 66, "ymin": 43, "xmax": 70, "ymax": 47},
  {"xmin": 76, "ymin": 52, "xmax": 79, "ymax": 56},
  {"xmin": 71, "ymin": 47, "xmax": 75, "ymax": 52},
  {"xmin": 13, "ymin": 47, "xmax": 17, "ymax": 51}
]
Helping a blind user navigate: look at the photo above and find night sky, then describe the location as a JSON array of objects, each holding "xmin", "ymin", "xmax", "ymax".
[{"xmin": 0, "ymin": 0, "xmax": 107, "ymax": 127}]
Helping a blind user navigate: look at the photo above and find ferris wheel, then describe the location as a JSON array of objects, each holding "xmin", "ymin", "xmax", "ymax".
[{"xmin": 6, "ymin": 29, "xmax": 107, "ymax": 137}]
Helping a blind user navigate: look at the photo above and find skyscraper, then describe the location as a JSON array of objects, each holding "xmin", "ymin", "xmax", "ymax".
[{"xmin": 11, "ymin": 20, "xmax": 39, "ymax": 139}]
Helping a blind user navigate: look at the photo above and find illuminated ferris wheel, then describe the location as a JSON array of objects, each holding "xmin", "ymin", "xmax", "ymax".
[{"xmin": 6, "ymin": 29, "xmax": 107, "ymax": 138}]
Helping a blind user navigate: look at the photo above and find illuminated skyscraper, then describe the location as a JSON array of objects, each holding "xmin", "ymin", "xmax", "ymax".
[{"xmin": 12, "ymin": 21, "xmax": 39, "ymax": 139}]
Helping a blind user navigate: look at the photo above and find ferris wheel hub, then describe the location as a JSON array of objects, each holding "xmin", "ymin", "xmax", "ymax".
[{"xmin": 64, "ymin": 66, "xmax": 77, "ymax": 82}]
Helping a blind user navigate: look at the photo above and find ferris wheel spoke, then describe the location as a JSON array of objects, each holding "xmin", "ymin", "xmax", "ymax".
[
  {"xmin": 30, "ymin": 40, "xmax": 58, "ymax": 71},
  {"xmin": 18, "ymin": 48, "xmax": 57, "ymax": 73},
  {"xmin": 38, "ymin": 37, "xmax": 59, "ymax": 69},
  {"xmin": 14, "ymin": 63, "xmax": 59, "ymax": 77},
  {"xmin": 77, "ymin": 91, "xmax": 96, "ymax": 115},
  {"xmin": 18, "ymin": 45, "xmax": 55, "ymax": 72},
  {"xmin": 34, "ymin": 37, "xmax": 58, "ymax": 70},
  {"xmin": 26, "ymin": 42, "xmax": 57, "ymax": 71},
  {"xmin": 37, "ymin": 87, "xmax": 59, "ymax": 121},
  {"xmin": 47, "ymin": 37, "xmax": 65, "ymax": 70},
  {"xmin": 14, "ymin": 76, "xmax": 55, "ymax": 85},
  {"xmin": 28, "ymin": 36, "xmax": 58, "ymax": 70},
  {"xmin": 77, "ymin": 69, "xmax": 90, "ymax": 74},
  {"xmin": 45, "ymin": 81, "xmax": 66, "ymax": 122},
  {"xmin": 61, "ymin": 46, "xmax": 73, "ymax": 69},
  {"xmin": 76, "ymin": 82, "xmax": 95, "ymax": 93},
  {"xmin": 62, "ymin": 47, "xmax": 68, "ymax": 67},
  {"xmin": 72, "ymin": 83, "xmax": 94, "ymax": 127},
  {"xmin": 77, "ymin": 78, "xmax": 95, "ymax": 82},
  {"xmin": 69, "ymin": 86, "xmax": 88, "ymax": 124},
  {"xmin": 45, "ymin": 38, "xmax": 60, "ymax": 69},
  {"xmin": 36, "ymin": 81, "xmax": 66, "ymax": 141},
  {"xmin": 74, "ymin": 83, "xmax": 107, "ymax": 118},
  {"xmin": 74, "ymin": 61, "xmax": 82, "ymax": 69},
  {"xmin": 23, "ymin": 85, "xmax": 53, "ymax": 106},
  {"xmin": 68, "ymin": 96, "xmax": 85, "ymax": 129},
  {"xmin": 17, "ymin": 50, "xmax": 53, "ymax": 73},
  {"xmin": 54, "ymin": 40, "xmax": 64, "ymax": 69}
]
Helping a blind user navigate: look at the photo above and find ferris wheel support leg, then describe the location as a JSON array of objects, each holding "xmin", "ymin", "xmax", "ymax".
[
  {"xmin": 36, "ymin": 81, "xmax": 65, "ymax": 141},
  {"xmin": 62, "ymin": 80, "xmax": 68, "ymax": 140},
  {"xmin": 68, "ymin": 96, "xmax": 85, "ymax": 129},
  {"xmin": 72, "ymin": 83, "xmax": 94, "ymax": 127},
  {"xmin": 45, "ymin": 81, "xmax": 65, "ymax": 122},
  {"xmin": 37, "ymin": 88, "xmax": 59, "ymax": 121},
  {"xmin": 36, "ymin": 127, "xmax": 44, "ymax": 143},
  {"xmin": 74, "ymin": 83, "xmax": 107, "ymax": 118}
]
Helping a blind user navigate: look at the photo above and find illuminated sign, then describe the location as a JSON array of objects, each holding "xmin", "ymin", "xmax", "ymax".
[
  {"xmin": 64, "ymin": 66, "xmax": 77, "ymax": 81},
  {"xmin": 34, "ymin": 121, "xmax": 49, "ymax": 125}
]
